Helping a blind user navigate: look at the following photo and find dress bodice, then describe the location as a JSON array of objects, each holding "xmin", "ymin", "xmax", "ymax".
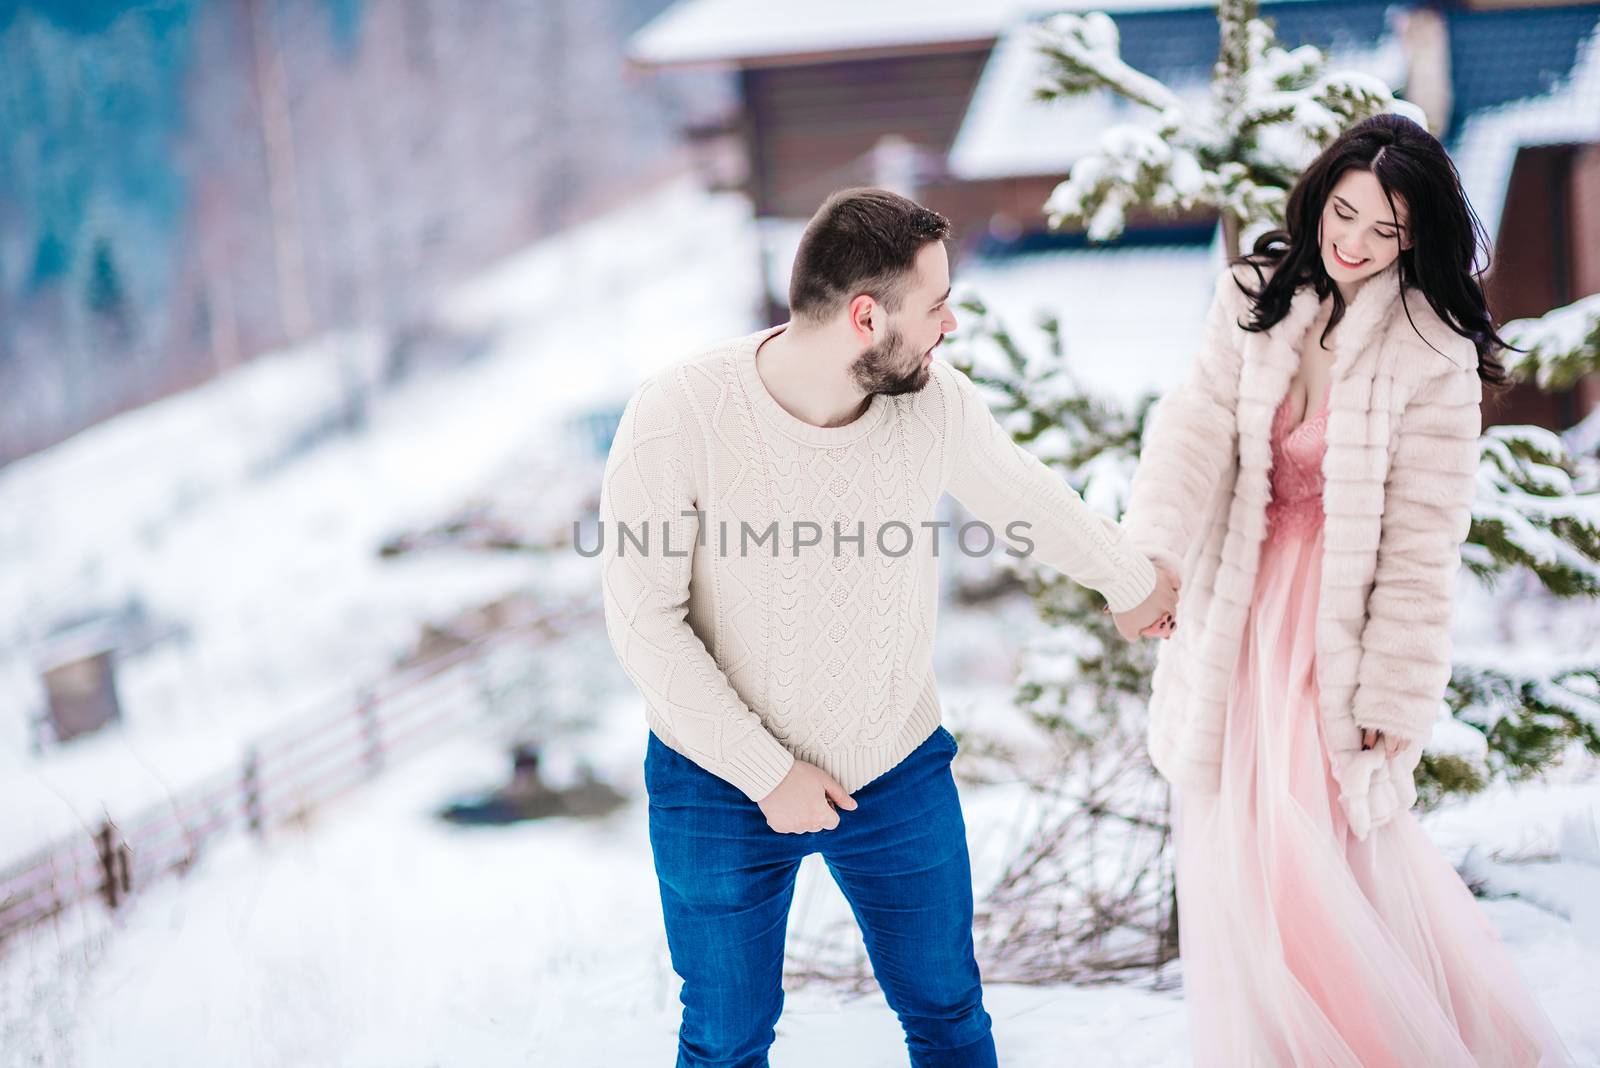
[{"xmin": 1265, "ymin": 388, "xmax": 1328, "ymax": 540}]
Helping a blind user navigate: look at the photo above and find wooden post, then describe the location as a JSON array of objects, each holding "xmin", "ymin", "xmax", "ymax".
[
  {"xmin": 96, "ymin": 815, "xmax": 130, "ymax": 911},
  {"xmin": 358, "ymin": 690, "xmax": 383, "ymax": 775},
  {"xmin": 116, "ymin": 833, "xmax": 131, "ymax": 901},
  {"xmin": 1221, "ymin": 211, "xmax": 1242, "ymax": 261},
  {"xmin": 243, "ymin": 747, "xmax": 264, "ymax": 838}
]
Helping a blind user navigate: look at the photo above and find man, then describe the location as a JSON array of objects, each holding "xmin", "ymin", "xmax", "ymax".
[{"xmin": 598, "ymin": 187, "xmax": 1178, "ymax": 1067}]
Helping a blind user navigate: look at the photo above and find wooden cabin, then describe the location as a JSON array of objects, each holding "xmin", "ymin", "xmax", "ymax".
[{"xmin": 630, "ymin": 0, "xmax": 1600, "ymax": 433}]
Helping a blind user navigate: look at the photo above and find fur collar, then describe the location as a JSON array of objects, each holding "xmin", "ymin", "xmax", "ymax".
[
  {"xmin": 1239, "ymin": 258, "xmax": 1474, "ymax": 378},
  {"xmin": 1239, "ymin": 259, "xmax": 1403, "ymax": 380}
]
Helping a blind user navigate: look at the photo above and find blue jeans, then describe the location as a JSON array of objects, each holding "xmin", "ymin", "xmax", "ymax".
[{"xmin": 645, "ymin": 726, "xmax": 998, "ymax": 1068}]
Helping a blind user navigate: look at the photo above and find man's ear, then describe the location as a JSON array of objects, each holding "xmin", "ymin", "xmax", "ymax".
[{"xmin": 848, "ymin": 294, "xmax": 877, "ymax": 343}]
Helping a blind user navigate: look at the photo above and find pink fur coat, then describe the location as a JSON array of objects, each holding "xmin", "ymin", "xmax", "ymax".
[{"xmin": 1122, "ymin": 259, "xmax": 1483, "ymax": 839}]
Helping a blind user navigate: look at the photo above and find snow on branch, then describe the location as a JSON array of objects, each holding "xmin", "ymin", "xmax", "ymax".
[
  {"xmin": 1471, "ymin": 425, "xmax": 1600, "ymax": 596},
  {"xmin": 1032, "ymin": 12, "xmax": 1183, "ymax": 113},
  {"xmin": 1449, "ymin": 652, "xmax": 1600, "ymax": 771},
  {"xmin": 1035, "ymin": 1, "xmax": 1423, "ymax": 243},
  {"xmin": 1503, "ymin": 293, "xmax": 1600, "ymax": 392}
]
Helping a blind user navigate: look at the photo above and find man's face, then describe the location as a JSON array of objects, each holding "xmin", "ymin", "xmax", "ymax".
[{"xmin": 848, "ymin": 241, "xmax": 959, "ymax": 398}]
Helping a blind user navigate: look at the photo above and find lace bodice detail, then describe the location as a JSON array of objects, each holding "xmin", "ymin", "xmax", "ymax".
[{"xmin": 1265, "ymin": 388, "xmax": 1328, "ymax": 540}]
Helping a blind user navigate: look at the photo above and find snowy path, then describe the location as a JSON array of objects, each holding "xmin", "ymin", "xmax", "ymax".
[{"xmin": 6, "ymin": 713, "xmax": 1596, "ymax": 1067}]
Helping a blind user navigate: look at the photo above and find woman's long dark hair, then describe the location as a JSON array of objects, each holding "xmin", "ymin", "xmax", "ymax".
[{"xmin": 1233, "ymin": 112, "xmax": 1510, "ymax": 388}]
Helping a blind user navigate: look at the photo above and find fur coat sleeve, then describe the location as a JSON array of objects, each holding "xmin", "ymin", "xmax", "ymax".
[
  {"xmin": 1349, "ymin": 357, "xmax": 1483, "ymax": 743},
  {"xmin": 1121, "ymin": 266, "xmax": 1248, "ymax": 576}
]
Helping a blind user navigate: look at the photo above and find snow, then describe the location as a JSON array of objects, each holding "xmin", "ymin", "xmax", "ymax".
[
  {"xmin": 1568, "ymin": 406, "xmax": 1600, "ymax": 463},
  {"xmin": 950, "ymin": 13, "xmax": 1407, "ymax": 182},
  {"xmin": 1453, "ymin": 24, "xmax": 1600, "ymax": 247},
  {"xmin": 1503, "ymin": 292, "xmax": 1600, "ymax": 391},
  {"xmin": 0, "ymin": 175, "xmax": 765, "ymax": 869},
  {"xmin": 1473, "ymin": 425, "xmax": 1600, "ymax": 593},
  {"xmin": 4, "ymin": 599, "xmax": 1597, "ymax": 1065},
  {"xmin": 628, "ymin": 0, "xmax": 1241, "ymax": 70},
  {"xmin": 757, "ymin": 217, "xmax": 812, "ymax": 308},
  {"xmin": 1024, "ymin": 9, "xmax": 1420, "ymax": 242},
  {"xmin": 0, "ymin": 718, "xmax": 1197, "ymax": 1066},
  {"xmin": 1426, "ymin": 703, "xmax": 1492, "ymax": 763},
  {"xmin": 952, "ymin": 18, "xmax": 1205, "ymax": 183},
  {"xmin": 952, "ymin": 242, "xmax": 1222, "ymax": 405}
]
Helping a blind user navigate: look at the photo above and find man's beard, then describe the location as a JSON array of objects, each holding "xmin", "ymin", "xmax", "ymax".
[{"xmin": 848, "ymin": 325, "xmax": 933, "ymax": 398}]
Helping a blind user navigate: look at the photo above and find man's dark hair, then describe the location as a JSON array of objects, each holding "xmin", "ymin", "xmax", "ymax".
[{"xmin": 788, "ymin": 188, "xmax": 952, "ymax": 323}]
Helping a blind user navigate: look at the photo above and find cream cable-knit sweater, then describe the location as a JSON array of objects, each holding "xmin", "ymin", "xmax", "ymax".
[{"xmin": 599, "ymin": 324, "xmax": 1159, "ymax": 802}]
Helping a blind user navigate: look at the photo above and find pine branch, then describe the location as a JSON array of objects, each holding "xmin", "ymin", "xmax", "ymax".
[
  {"xmin": 1503, "ymin": 294, "xmax": 1600, "ymax": 392},
  {"xmin": 1472, "ymin": 426, "xmax": 1600, "ymax": 597},
  {"xmin": 1449, "ymin": 655, "xmax": 1600, "ymax": 775},
  {"xmin": 1033, "ymin": 12, "xmax": 1184, "ymax": 112},
  {"xmin": 1037, "ymin": 1, "xmax": 1419, "ymax": 245}
]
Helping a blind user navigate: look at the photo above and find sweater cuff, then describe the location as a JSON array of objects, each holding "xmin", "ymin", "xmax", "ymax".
[
  {"xmin": 721, "ymin": 729, "xmax": 797, "ymax": 803},
  {"xmin": 1124, "ymin": 535, "xmax": 1182, "ymax": 582},
  {"xmin": 1098, "ymin": 549, "xmax": 1159, "ymax": 614}
]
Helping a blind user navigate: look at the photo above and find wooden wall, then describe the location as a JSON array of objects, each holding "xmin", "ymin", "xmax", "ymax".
[{"xmin": 1484, "ymin": 143, "xmax": 1600, "ymax": 431}]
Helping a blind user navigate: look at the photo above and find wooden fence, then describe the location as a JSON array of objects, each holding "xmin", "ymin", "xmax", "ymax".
[{"xmin": 0, "ymin": 599, "xmax": 597, "ymax": 949}]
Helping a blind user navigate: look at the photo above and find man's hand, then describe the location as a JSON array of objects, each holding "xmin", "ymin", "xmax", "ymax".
[
  {"xmin": 1107, "ymin": 564, "xmax": 1181, "ymax": 642},
  {"xmin": 757, "ymin": 760, "xmax": 858, "ymax": 834}
]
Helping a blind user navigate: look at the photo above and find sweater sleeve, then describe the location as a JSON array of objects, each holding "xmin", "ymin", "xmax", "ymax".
[
  {"xmin": 1120, "ymin": 265, "xmax": 1248, "ymax": 578},
  {"xmin": 937, "ymin": 360, "xmax": 1158, "ymax": 613},
  {"xmin": 1350, "ymin": 362, "xmax": 1482, "ymax": 743},
  {"xmin": 598, "ymin": 372, "xmax": 797, "ymax": 802}
]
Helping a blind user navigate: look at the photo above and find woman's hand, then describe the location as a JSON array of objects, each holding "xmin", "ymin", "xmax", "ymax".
[
  {"xmin": 1361, "ymin": 728, "xmax": 1409, "ymax": 757},
  {"xmin": 1140, "ymin": 612, "xmax": 1175, "ymax": 640},
  {"xmin": 1105, "ymin": 565, "xmax": 1181, "ymax": 641}
]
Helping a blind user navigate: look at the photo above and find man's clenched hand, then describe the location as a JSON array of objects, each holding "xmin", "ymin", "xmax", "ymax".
[{"xmin": 757, "ymin": 760, "xmax": 858, "ymax": 834}]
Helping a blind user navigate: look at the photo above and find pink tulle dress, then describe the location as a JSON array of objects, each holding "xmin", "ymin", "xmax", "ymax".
[{"xmin": 1170, "ymin": 386, "xmax": 1575, "ymax": 1067}]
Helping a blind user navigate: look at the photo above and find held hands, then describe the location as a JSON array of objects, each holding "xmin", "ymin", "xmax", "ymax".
[
  {"xmin": 1105, "ymin": 564, "xmax": 1182, "ymax": 642},
  {"xmin": 757, "ymin": 759, "xmax": 858, "ymax": 834}
]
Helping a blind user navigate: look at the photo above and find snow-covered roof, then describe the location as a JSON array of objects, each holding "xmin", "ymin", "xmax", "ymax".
[
  {"xmin": 950, "ymin": 9, "xmax": 1407, "ymax": 181},
  {"xmin": 953, "ymin": 241, "xmax": 1223, "ymax": 404},
  {"xmin": 950, "ymin": 22, "xmax": 1207, "ymax": 182},
  {"xmin": 1453, "ymin": 24, "xmax": 1600, "ymax": 245},
  {"xmin": 628, "ymin": 0, "xmax": 1265, "ymax": 69}
]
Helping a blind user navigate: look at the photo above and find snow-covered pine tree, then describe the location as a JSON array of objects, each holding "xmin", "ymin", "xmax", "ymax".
[
  {"xmin": 950, "ymin": 305, "xmax": 1182, "ymax": 980},
  {"xmin": 955, "ymin": 0, "xmax": 1600, "ymax": 975},
  {"xmin": 992, "ymin": 0, "xmax": 1599, "ymax": 794},
  {"xmin": 1034, "ymin": 0, "xmax": 1426, "ymax": 254}
]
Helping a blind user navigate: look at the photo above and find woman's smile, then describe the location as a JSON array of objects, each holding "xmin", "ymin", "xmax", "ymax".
[{"xmin": 1331, "ymin": 244, "xmax": 1369, "ymax": 269}]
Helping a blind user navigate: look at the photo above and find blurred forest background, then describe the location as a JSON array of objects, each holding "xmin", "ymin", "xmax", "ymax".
[{"xmin": 0, "ymin": 0, "xmax": 730, "ymax": 464}]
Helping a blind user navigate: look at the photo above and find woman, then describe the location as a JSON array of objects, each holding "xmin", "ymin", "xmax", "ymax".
[{"xmin": 1121, "ymin": 114, "xmax": 1575, "ymax": 1065}]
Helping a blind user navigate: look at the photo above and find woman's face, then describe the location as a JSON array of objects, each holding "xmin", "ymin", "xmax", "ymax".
[{"xmin": 1318, "ymin": 168, "xmax": 1412, "ymax": 286}]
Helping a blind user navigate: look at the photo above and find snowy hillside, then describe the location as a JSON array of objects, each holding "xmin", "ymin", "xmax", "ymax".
[{"xmin": 0, "ymin": 176, "xmax": 764, "ymax": 866}]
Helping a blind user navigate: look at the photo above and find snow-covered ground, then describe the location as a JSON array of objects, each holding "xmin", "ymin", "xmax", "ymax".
[
  {"xmin": 3, "ymin": 174, "xmax": 1598, "ymax": 1066},
  {"xmin": 0, "ymin": 683, "xmax": 1200, "ymax": 1067},
  {"xmin": 955, "ymin": 242, "xmax": 1219, "ymax": 405},
  {"xmin": 3, "ymin": 611, "xmax": 1595, "ymax": 1066}
]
